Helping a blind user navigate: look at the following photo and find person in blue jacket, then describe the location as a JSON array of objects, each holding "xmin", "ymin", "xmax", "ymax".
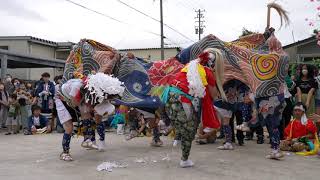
[
  {"xmin": 35, "ymin": 72, "xmax": 55, "ymax": 114},
  {"xmin": 27, "ymin": 105, "xmax": 51, "ymax": 134}
]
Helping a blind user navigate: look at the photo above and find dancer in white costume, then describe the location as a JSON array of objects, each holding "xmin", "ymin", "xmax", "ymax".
[{"xmin": 57, "ymin": 73, "xmax": 124, "ymax": 161}]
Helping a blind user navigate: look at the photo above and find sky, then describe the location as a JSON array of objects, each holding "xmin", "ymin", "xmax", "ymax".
[{"xmin": 0, "ymin": 0, "xmax": 318, "ymax": 49}]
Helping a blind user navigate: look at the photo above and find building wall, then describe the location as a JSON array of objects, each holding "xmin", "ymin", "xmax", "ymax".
[
  {"xmin": 297, "ymin": 41, "xmax": 320, "ymax": 55},
  {"xmin": 0, "ymin": 40, "xmax": 29, "ymax": 53},
  {"xmin": 1, "ymin": 68, "xmax": 63, "ymax": 81},
  {"xmin": 30, "ymin": 43, "xmax": 55, "ymax": 59},
  {"xmin": 29, "ymin": 68, "xmax": 64, "ymax": 81},
  {"xmin": 284, "ymin": 46, "xmax": 298, "ymax": 62},
  {"xmin": 120, "ymin": 48, "xmax": 179, "ymax": 61},
  {"xmin": 1, "ymin": 68, "xmax": 28, "ymax": 80},
  {"xmin": 0, "ymin": 39, "xmax": 68, "ymax": 80},
  {"xmin": 56, "ymin": 50, "xmax": 70, "ymax": 60}
]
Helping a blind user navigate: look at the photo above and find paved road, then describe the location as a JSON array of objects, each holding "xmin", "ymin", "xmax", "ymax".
[{"xmin": 0, "ymin": 132, "xmax": 319, "ymax": 180}]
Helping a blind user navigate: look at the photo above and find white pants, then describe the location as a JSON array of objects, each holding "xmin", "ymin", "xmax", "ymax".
[{"xmin": 55, "ymin": 98, "xmax": 72, "ymax": 125}]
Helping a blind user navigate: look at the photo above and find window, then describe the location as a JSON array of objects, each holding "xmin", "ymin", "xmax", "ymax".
[
  {"xmin": 303, "ymin": 57, "xmax": 320, "ymax": 62},
  {"xmin": 0, "ymin": 46, "xmax": 8, "ymax": 50}
]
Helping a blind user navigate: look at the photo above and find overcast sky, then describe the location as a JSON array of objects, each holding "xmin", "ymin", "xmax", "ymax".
[{"xmin": 0, "ymin": 0, "xmax": 318, "ymax": 49}]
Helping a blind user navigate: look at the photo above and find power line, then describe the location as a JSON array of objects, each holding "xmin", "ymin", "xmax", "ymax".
[
  {"xmin": 65, "ymin": 0, "xmax": 160, "ymax": 37},
  {"xmin": 116, "ymin": 0, "xmax": 195, "ymax": 42},
  {"xmin": 116, "ymin": 0, "xmax": 159, "ymax": 22},
  {"xmin": 66, "ymin": 0, "xmax": 187, "ymax": 46}
]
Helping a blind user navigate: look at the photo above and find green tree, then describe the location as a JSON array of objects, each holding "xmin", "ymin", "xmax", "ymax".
[{"xmin": 240, "ymin": 28, "xmax": 255, "ymax": 37}]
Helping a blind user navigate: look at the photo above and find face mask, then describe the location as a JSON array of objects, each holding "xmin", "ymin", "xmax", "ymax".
[
  {"xmin": 14, "ymin": 82, "xmax": 20, "ymax": 87},
  {"xmin": 302, "ymin": 69, "xmax": 308, "ymax": 75}
]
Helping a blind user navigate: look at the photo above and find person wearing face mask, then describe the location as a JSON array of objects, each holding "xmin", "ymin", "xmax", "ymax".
[
  {"xmin": 12, "ymin": 78, "xmax": 20, "ymax": 87},
  {"xmin": 295, "ymin": 64, "xmax": 317, "ymax": 116}
]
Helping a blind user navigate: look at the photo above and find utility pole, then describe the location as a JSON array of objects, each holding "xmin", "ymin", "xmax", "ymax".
[
  {"xmin": 160, "ymin": 0, "xmax": 164, "ymax": 60},
  {"xmin": 195, "ymin": 9, "xmax": 205, "ymax": 40}
]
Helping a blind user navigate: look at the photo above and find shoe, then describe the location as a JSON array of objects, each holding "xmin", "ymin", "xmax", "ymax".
[
  {"xmin": 238, "ymin": 140, "xmax": 244, "ymax": 146},
  {"xmin": 151, "ymin": 140, "xmax": 163, "ymax": 147},
  {"xmin": 257, "ymin": 136, "xmax": 264, "ymax": 144},
  {"xmin": 266, "ymin": 151, "xmax": 284, "ymax": 160},
  {"xmin": 5, "ymin": 132, "xmax": 12, "ymax": 135},
  {"xmin": 173, "ymin": 140, "xmax": 181, "ymax": 147},
  {"xmin": 60, "ymin": 152, "xmax": 73, "ymax": 161},
  {"xmin": 97, "ymin": 140, "xmax": 106, "ymax": 152},
  {"xmin": 180, "ymin": 160, "xmax": 194, "ymax": 168},
  {"xmin": 24, "ymin": 130, "xmax": 32, "ymax": 135},
  {"xmin": 81, "ymin": 139, "xmax": 98, "ymax": 150},
  {"xmin": 217, "ymin": 143, "xmax": 234, "ymax": 150}
]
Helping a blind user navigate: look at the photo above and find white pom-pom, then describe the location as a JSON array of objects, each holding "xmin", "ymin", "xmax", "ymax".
[
  {"xmin": 85, "ymin": 73, "xmax": 125, "ymax": 104},
  {"xmin": 186, "ymin": 60, "xmax": 206, "ymax": 98}
]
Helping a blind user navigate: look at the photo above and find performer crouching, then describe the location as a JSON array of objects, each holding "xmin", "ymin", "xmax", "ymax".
[{"xmin": 57, "ymin": 73, "xmax": 124, "ymax": 161}]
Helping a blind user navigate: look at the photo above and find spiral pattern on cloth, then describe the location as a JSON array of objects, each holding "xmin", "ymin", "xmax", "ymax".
[
  {"xmin": 256, "ymin": 80, "xmax": 281, "ymax": 98},
  {"xmin": 82, "ymin": 42, "xmax": 95, "ymax": 56},
  {"xmin": 230, "ymin": 46, "xmax": 251, "ymax": 62},
  {"xmin": 62, "ymin": 63, "xmax": 76, "ymax": 83},
  {"xmin": 277, "ymin": 56, "xmax": 289, "ymax": 83},
  {"xmin": 224, "ymin": 49, "xmax": 240, "ymax": 69},
  {"xmin": 251, "ymin": 54, "xmax": 279, "ymax": 81},
  {"xmin": 82, "ymin": 57, "xmax": 100, "ymax": 76}
]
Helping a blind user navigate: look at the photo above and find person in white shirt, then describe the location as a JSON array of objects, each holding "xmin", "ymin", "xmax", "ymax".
[{"xmin": 27, "ymin": 105, "xmax": 51, "ymax": 134}]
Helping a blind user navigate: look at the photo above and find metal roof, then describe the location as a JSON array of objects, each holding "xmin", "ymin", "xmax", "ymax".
[
  {"xmin": 0, "ymin": 36, "xmax": 74, "ymax": 48},
  {"xmin": 0, "ymin": 49, "xmax": 65, "ymax": 68},
  {"xmin": 283, "ymin": 36, "xmax": 316, "ymax": 49}
]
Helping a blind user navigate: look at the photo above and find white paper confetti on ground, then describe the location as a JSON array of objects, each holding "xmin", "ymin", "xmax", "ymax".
[
  {"xmin": 161, "ymin": 154, "xmax": 170, "ymax": 161},
  {"xmin": 97, "ymin": 161, "xmax": 127, "ymax": 172},
  {"xmin": 134, "ymin": 158, "xmax": 147, "ymax": 163}
]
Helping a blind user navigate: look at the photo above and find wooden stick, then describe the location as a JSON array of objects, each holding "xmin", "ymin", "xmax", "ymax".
[{"xmin": 267, "ymin": 6, "xmax": 271, "ymax": 29}]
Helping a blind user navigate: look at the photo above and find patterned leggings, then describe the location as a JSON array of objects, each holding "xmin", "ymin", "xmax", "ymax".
[
  {"xmin": 222, "ymin": 125, "xmax": 232, "ymax": 143},
  {"xmin": 166, "ymin": 94, "xmax": 198, "ymax": 161},
  {"xmin": 82, "ymin": 119, "xmax": 95, "ymax": 142},
  {"xmin": 82, "ymin": 119, "xmax": 106, "ymax": 141},
  {"xmin": 256, "ymin": 95, "xmax": 285, "ymax": 151},
  {"xmin": 96, "ymin": 121, "xmax": 105, "ymax": 141},
  {"xmin": 62, "ymin": 133, "xmax": 71, "ymax": 153}
]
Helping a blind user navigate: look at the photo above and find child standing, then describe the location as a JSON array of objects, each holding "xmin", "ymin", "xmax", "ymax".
[{"xmin": 5, "ymin": 94, "xmax": 20, "ymax": 135}]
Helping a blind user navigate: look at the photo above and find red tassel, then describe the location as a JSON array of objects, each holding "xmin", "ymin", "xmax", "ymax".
[
  {"xmin": 198, "ymin": 51, "xmax": 210, "ymax": 65},
  {"xmin": 74, "ymin": 90, "xmax": 82, "ymax": 103}
]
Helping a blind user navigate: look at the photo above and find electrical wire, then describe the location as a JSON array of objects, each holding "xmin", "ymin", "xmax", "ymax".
[{"xmin": 116, "ymin": 0, "xmax": 195, "ymax": 42}]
